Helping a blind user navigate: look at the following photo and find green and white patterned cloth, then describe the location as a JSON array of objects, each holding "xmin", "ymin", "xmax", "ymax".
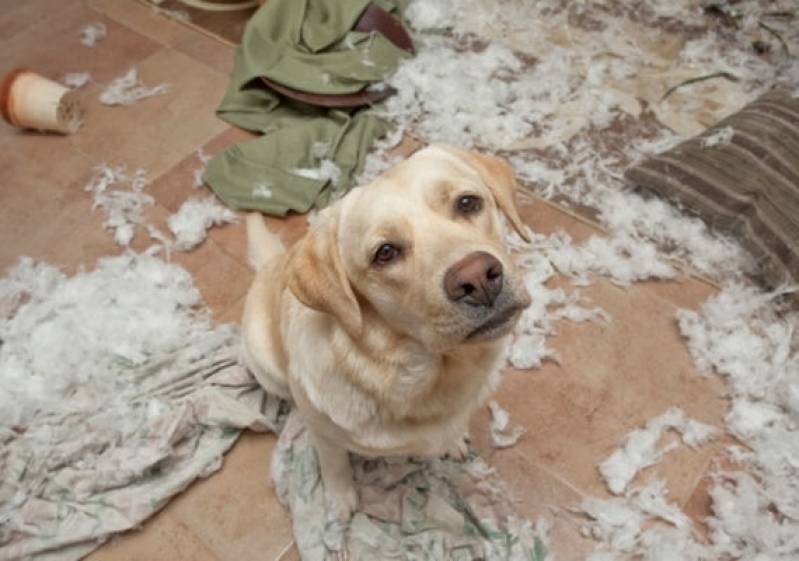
[{"xmin": 273, "ymin": 411, "xmax": 549, "ymax": 561}]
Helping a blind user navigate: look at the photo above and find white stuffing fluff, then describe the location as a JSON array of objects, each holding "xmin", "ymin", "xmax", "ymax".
[
  {"xmin": 504, "ymin": 228, "xmax": 611, "ymax": 369},
  {"xmin": 599, "ymin": 407, "xmax": 717, "ymax": 495},
  {"xmin": 253, "ymin": 182, "xmax": 273, "ymax": 199},
  {"xmin": 578, "ymin": 479, "xmax": 706, "ymax": 561},
  {"xmin": 487, "ymin": 400, "xmax": 525, "ymax": 448},
  {"xmin": 405, "ymin": 0, "xmax": 456, "ymax": 31},
  {"xmin": 85, "ymin": 164, "xmax": 154, "ymax": 247},
  {"xmin": 100, "ymin": 68, "xmax": 169, "ymax": 106},
  {"xmin": 381, "ymin": 41, "xmax": 547, "ymax": 150},
  {"xmin": 292, "ymin": 159, "xmax": 341, "ymax": 185},
  {"xmin": 356, "ymin": 126, "xmax": 405, "ymax": 185},
  {"xmin": 193, "ymin": 148, "xmax": 211, "ymax": 188},
  {"xmin": 63, "ymin": 72, "xmax": 90, "ymax": 89},
  {"xmin": 312, "ymin": 141, "xmax": 330, "ymax": 159},
  {"xmin": 80, "ymin": 22, "xmax": 106, "ymax": 47},
  {"xmin": 677, "ymin": 283, "xmax": 799, "ymax": 551},
  {"xmin": 168, "ymin": 197, "xmax": 237, "ymax": 251},
  {"xmin": 701, "ymin": 126, "xmax": 735, "ymax": 149}
]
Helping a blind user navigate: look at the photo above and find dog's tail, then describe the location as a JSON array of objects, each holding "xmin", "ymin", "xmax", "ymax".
[{"xmin": 246, "ymin": 212, "xmax": 285, "ymax": 270}]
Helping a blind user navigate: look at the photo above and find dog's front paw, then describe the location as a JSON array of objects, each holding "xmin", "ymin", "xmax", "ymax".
[
  {"xmin": 327, "ymin": 484, "xmax": 358, "ymax": 521},
  {"xmin": 444, "ymin": 433, "xmax": 471, "ymax": 461}
]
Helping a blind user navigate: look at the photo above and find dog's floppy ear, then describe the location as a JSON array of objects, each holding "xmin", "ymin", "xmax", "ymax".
[
  {"xmin": 285, "ymin": 209, "xmax": 362, "ymax": 338},
  {"xmin": 439, "ymin": 145, "xmax": 531, "ymax": 242}
]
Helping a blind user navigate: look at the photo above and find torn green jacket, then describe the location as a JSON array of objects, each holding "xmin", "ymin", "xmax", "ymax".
[{"xmin": 204, "ymin": 0, "xmax": 411, "ymax": 216}]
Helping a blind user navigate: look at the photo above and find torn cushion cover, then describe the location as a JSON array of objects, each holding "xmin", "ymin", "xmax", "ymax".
[{"xmin": 625, "ymin": 90, "xmax": 799, "ymax": 286}]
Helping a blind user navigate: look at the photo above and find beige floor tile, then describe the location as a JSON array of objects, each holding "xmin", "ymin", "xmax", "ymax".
[
  {"xmin": 86, "ymin": 0, "xmax": 190, "ymax": 46},
  {"xmin": 171, "ymin": 30, "xmax": 237, "ymax": 76},
  {"xmin": 0, "ymin": 158, "xmax": 108, "ymax": 272},
  {"xmin": 170, "ymin": 235, "xmax": 254, "ymax": 318},
  {"xmin": 165, "ymin": 432, "xmax": 294, "ymax": 561},
  {"xmin": 70, "ymin": 48, "xmax": 229, "ymax": 179},
  {"xmin": 87, "ymin": 0, "xmax": 237, "ymax": 75},
  {"xmin": 0, "ymin": 0, "xmax": 74, "ymax": 43},
  {"xmin": 0, "ymin": 3, "xmax": 161, "ymax": 84},
  {"xmin": 85, "ymin": 511, "xmax": 220, "ymax": 561}
]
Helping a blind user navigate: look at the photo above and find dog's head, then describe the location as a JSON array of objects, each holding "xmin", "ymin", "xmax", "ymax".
[{"xmin": 286, "ymin": 144, "xmax": 531, "ymax": 352}]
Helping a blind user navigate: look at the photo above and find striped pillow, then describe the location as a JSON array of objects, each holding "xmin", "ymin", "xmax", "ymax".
[{"xmin": 625, "ymin": 90, "xmax": 799, "ymax": 286}]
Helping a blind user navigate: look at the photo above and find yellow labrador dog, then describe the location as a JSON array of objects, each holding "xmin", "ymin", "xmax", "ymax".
[{"xmin": 242, "ymin": 144, "xmax": 531, "ymax": 518}]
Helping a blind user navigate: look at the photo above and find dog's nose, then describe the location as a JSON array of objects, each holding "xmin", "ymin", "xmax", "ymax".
[{"xmin": 444, "ymin": 251, "xmax": 504, "ymax": 307}]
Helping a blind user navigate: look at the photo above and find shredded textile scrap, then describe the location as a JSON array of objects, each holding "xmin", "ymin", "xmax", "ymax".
[
  {"xmin": 271, "ymin": 411, "xmax": 548, "ymax": 561},
  {"xmin": 99, "ymin": 68, "xmax": 169, "ymax": 107},
  {"xmin": 79, "ymin": 22, "xmax": 106, "ymax": 47},
  {"xmin": 0, "ymin": 253, "xmax": 283, "ymax": 561},
  {"xmin": 168, "ymin": 197, "xmax": 238, "ymax": 251}
]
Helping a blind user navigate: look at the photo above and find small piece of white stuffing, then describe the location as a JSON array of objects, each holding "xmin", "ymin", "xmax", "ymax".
[
  {"xmin": 100, "ymin": 68, "xmax": 169, "ymax": 107},
  {"xmin": 312, "ymin": 141, "xmax": 330, "ymax": 159},
  {"xmin": 292, "ymin": 159, "xmax": 341, "ymax": 185},
  {"xmin": 80, "ymin": 22, "xmax": 107, "ymax": 47},
  {"xmin": 168, "ymin": 197, "xmax": 237, "ymax": 251},
  {"xmin": 193, "ymin": 148, "xmax": 211, "ymax": 188},
  {"xmin": 63, "ymin": 72, "xmax": 90, "ymax": 89},
  {"xmin": 488, "ymin": 400, "xmax": 524, "ymax": 448},
  {"xmin": 701, "ymin": 126, "xmax": 735, "ymax": 148},
  {"xmin": 253, "ymin": 183, "xmax": 273, "ymax": 199}
]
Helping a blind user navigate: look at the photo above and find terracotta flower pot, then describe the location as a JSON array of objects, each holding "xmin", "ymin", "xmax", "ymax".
[{"xmin": 0, "ymin": 68, "xmax": 85, "ymax": 134}]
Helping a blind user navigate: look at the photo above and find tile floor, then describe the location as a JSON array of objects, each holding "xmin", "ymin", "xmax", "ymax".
[{"xmin": 0, "ymin": 2, "xmax": 725, "ymax": 560}]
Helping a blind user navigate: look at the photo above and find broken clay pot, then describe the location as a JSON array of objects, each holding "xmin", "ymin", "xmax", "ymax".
[{"xmin": 0, "ymin": 68, "xmax": 85, "ymax": 134}]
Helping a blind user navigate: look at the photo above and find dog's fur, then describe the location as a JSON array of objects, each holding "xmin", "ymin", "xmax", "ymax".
[{"xmin": 242, "ymin": 145, "xmax": 531, "ymax": 517}]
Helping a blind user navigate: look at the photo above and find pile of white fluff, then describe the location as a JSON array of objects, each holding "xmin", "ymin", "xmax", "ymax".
[
  {"xmin": 0, "ymin": 253, "xmax": 228, "ymax": 429},
  {"xmin": 677, "ymin": 284, "xmax": 799, "ymax": 559}
]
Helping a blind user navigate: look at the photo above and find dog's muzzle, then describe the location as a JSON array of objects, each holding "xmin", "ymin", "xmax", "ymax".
[{"xmin": 443, "ymin": 251, "xmax": 526, "ymax": 341}]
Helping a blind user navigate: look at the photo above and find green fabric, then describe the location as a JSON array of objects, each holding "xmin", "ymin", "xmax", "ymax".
[{"xmin": 204, "ymin": 0, "xmax": 411, "ymax": 216}]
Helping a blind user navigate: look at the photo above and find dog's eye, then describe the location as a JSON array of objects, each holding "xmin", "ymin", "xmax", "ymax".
[
  {"xmin": 373, "ymin": 243, "xmax": 400, "ymax": 265},
  {"xmin": 456, "ymin": 195, "xmax": 482, "ymax": 215}
]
